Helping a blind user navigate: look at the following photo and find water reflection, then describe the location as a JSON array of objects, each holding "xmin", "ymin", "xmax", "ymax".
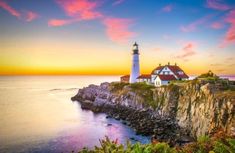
[{"xmin": 0, "ymin": 76, "xmax": 150, "ymax": 153}]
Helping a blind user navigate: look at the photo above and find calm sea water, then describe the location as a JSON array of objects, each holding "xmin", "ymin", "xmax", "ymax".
[{"xmin": 0, "ymin": 76, "xmax": 150, "ymax": 153}]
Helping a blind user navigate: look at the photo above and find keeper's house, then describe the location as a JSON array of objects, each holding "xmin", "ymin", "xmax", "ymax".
[{"xmin": 121, "ymin": 63, "xmax": 189, "ymax": 87}]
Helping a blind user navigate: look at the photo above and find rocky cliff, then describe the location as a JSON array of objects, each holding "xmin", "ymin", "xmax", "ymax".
[
  {"xmin": 71, "ymin": 79, "xmax": 235, "ymax": 140},
  {"xmin": 153, "ymin": 80, "xmax": 235, "ymax": 138}
]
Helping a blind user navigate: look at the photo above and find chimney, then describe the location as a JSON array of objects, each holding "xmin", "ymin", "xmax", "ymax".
[{"xmin": 168, "ymin": 62, "xmax": 170, "ymax": 65}]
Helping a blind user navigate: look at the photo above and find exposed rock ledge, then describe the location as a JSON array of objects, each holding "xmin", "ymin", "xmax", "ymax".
[{"xmin": 71, "ymin": 80, "xmax": 235, "ymax": 144}]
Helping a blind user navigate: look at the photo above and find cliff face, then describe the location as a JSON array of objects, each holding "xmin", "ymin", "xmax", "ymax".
[
  {"xmin": 153, "ymin": 82, "xmax": 235, "ymax": 138},
  {"xmin": 72, "ymin": 81, "xmax": 235, "ymax": 139}
]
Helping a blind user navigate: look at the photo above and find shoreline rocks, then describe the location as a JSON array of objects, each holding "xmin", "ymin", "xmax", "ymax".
[
  {"xmin": 71, "ymin": 81, "xmax": 234, "ymax": 145},
  {"xmin": 72, "ymin": 97, "xmax": 192, "ymax": 146}
]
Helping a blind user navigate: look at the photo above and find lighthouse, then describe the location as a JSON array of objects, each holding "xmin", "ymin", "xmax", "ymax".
[{"xmin": 130, "ymin": 42, "xmax": 140, "ymax": 83}]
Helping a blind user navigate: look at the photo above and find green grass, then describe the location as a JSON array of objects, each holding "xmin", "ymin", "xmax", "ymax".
[
  {"xmin": 129, "ymin": 82, "xmax": 156, "ymax": 109},
  {"xmin": 78, "ymin": 134, "xmax": 235, "ymax": 153},
  {"xmin": 197, "ymin": 71, "xmax": 219, "ymax": 80},
  {"xmin": 110, "ymin": 82, "xmax": 129, "ymax": 92},
  {"xmin": 110, "ymin": 82, "xmax": 157, "ymax": 109},
  {"xmin": 129, "ymin": 82, "xmax": 155, "ymax": 91}
]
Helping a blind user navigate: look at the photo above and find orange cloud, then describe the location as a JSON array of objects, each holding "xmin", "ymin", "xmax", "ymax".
[
  {"xmin": 56, "ymin": 0, "xmax": 103, "ymax": 20},
  {"xmin": 0, "ymin": 0, "xmax": 20, "ymax": 18},
  {"xmin": 206, "ymin": 0, "xmax": 231, "ymax": 11},
  {"xmin": 176, "ymin": 42, "xmax": 196, "ymax": 60},
  {"xmin": 103, "ymin": 17, "xmax": 136, "ymax": 44},
  {"xmin": 25, "ymin": 11, "xmax": 39, "ymax": 22},
  {"xmin": 162, "ymin": 4, "xmax": 173, "ymax": 12}
]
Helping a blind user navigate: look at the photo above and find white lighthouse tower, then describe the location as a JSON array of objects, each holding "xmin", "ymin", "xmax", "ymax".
[{"xmin": 130, "ymin": 42, "xmax": 140, "ymax": 83}]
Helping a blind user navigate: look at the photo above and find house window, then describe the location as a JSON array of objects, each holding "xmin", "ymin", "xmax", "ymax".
[{"xmin": 178, "ymin": 71, "xmax": 184, "ymax": 74}]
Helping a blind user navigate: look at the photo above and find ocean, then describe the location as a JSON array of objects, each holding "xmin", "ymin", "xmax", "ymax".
[{"xmin": 0, "ymin": 76, "xmax": 150, "ymax": 153}]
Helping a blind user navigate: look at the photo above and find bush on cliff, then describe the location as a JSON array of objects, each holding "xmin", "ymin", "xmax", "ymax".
[
  {"xmin": 78, "ymin": 132, "xmax": 235, "ymax": 153},
  {"xmin": 129, "ymin": 83, "xmax": 157, "ymax": 109},
  {"xmin": 110, "ymin": 82, "xmax": 129, "ymax": 92},
  {"xmin": 129, "ymin": 82, "xmax": 155, "ymax": 91},
  {"xmin": 196, "ymin": 71, "xmax": 220, "ymax": 83},
  {"xmin": 110, "ymin": 82, "xmax": 158, "ymax": 109}
]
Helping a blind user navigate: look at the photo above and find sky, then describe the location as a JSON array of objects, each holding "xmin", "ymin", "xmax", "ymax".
[{"xmin": 0, "ymin": 0, "xmax": 235, "ymax": 75}]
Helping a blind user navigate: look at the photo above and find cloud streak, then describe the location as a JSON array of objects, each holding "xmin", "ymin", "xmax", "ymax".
[
  {"xmin": 103, "ymin": 17, "xmax": 136, "ymax": 44},
  {"xmin": 0, "ymin": 0, "xmax": 20, "ymax": 18},
  {"xmin": 162, "ymin": 4, "xmax": 173, "ymax": 12},
  {"xmin": 206, "ymin": 0, "xmax": 231, "ymax": 11},
  {"xmin": 211, "ymin": 21, "xmax": 224, "ymax": 29},
  {"xmin": 181, "ymin": 15, "xmax": 213, "ymax": 32},
  {"xmin": 56, "ymin": 0, "xmax": 103, "ymax": 20},
  {"xmin": 50, "ymin": 0, "xmax": 136, "ymax": 44},
  {"xmin": 25, "ymin": 11, "xmax": 39, "ymax": 22},
  {"xmin": 48, "ymin": 0, "xmax": 103, "ymax": 27},
  {"xmin": 48, "ymin": 18, "xmax": 77, "ymax": 26},
  {"xmin": 223, "ymin": 9, "xmax": 235, "ymax": 45},
  {"xmin": 112, "ymin": 0, "xmax": 125, "ymax": 6},
  {"xmin": 0, "ymin": 0, "xmax": 38, "ymax": 22},
  {"xmin": 176, "ymin": 42, "xmax": 196, "ymax": 60}
]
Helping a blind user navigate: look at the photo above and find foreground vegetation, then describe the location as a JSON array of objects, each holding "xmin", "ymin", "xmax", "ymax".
[{"xmin": 78, "ymin": 131, "xmax": 234, "ymax": 153}]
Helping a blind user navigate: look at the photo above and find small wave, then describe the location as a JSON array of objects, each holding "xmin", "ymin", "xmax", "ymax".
[{"xmin": 49, "ymin": 88, "xmax": 78, "ymax": 91}]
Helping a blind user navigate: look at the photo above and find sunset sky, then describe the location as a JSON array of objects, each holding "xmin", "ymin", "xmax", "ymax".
[{"xmin": 0, "ymin": 0, "xmax": 235, "ymax": 75}]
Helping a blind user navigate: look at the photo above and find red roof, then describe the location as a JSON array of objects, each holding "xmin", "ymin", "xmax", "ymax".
[
  {"xmin": 137, "ymin": 74, "xmax": 151, "ymax": 79},
  {"xmin": 157, "ymin": 75, "xmax": 177, "ymax": 81},
  {"xmin": 121, "ymin": 75, "xmax": 130, "ymax": 79},
  {"xmin": 151, "ymin": 66, "xmax": 164, "ymax": 74},
  {"xmin": 166, "ymin": 65, "xmax": 189, "ymax": 79}
]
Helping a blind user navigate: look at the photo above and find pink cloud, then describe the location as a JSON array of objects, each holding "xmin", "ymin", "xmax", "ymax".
[
  {"xmin": 103, "ymin": 17, "xmax": 136, "ymax": 44},
  {"xmin": 25, "ymin": 11, "xmax": 39, "ymax": 22},
  {"xmin": 181, "ymin": 15, "xmax": 213, "ymax": 32},
  {"xmin": 176, "ymin": 42, "xmax": 196, "ymax": 60},
  {"xmin": 49, "ymin": 0, "xmax": 102, "ymax": 26},
  {"xmin": 162, "ymin": 4, "xmax": 173, "ymax": 12},
  {"xmin": 50, "ymin": 0, "xmax": 137, "ymax": 44},
  {"xmin": 163, "ymin": 34, "xmax": 172, "ymax": 40},
  {"xmin": 56, "ymin": 0, "xmax": 103, "ymax": 20},
  {"xmin": 0, "ymin": 0, "xmax": 39, "ymax": 22},
  {"xmin": 206, "ymin": 0, "xmax": 231, "ymax": 11},
  {"xmin": 48, "ymin": 18, "xmax": 77, "ymax": 26},
  {"xmin": 222, "ymin": 9, "xmax": 235, "ymax": 45},
  {"xmin": 113, "ymin": 0, "xmax": 125, "ymax": 6},
  {"xmin": 0, "ymin": 0, "xmax": 20, "ymax": 18},
  {"xmin": 211, "ymin": 21, "xmax": 224, "ymax": 29}
]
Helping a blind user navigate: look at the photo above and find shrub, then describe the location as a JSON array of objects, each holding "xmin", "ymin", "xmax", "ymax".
[
  {"xmin": 78, "ymin": 131, "xmax": 235, "ymax": 153},
  {"xmin": 129, "ymin": 82, "xmax": 155, "ymax": 91},
  {"xmin": 110, "ymin": 82, "xmax": 129, "ymax": 92}
]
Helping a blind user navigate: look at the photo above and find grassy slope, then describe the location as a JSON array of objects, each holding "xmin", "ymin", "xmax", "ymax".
[{"xmin": 79, "ymin": 131, "xmax": 235, "ymax": 153}]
